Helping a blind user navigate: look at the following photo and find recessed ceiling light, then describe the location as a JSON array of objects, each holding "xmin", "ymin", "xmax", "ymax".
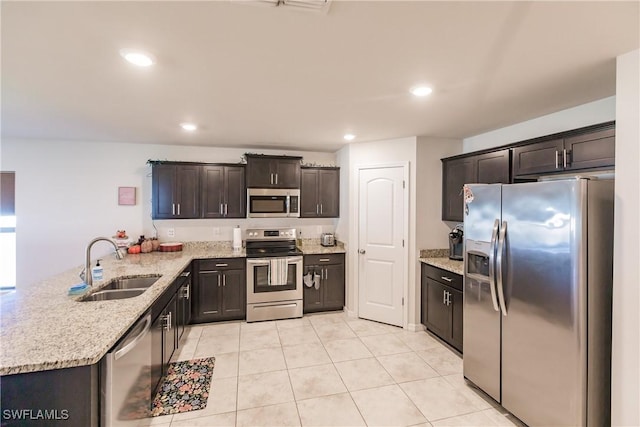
[
  {"xmin": 410, "ymin": 86, "xmax": 433, "ymax": 97},
  {"xmin": 180, "ymin": 123, "xmax": 198, "ymax": 132},
  {"xmin": 119, "ymin": 49, "xmax": 155, "ymax": 67},
  {"xmin": 344, "ymin": 134, "xmax": 356, "ymax": 141}
]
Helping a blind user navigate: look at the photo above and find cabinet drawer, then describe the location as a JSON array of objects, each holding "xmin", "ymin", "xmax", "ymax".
[
  {"xmin": 197, "ymin": 258, "xmax": 245, "ymax": 271},
  {"xmin": 423, "ymin": 264, "xmax": 462, "ymax": 292},
  {"xmin": 304, "ymin": 253, "xmax": 345, "ymax": 266}
]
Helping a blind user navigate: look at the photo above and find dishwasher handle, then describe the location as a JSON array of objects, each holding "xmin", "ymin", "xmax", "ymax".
[{"xmin": 114, "ymin": 314, "xmax": 152, "ymax": 361}]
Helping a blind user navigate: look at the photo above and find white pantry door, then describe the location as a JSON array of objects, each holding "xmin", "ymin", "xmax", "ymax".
[{"xmin": 357, "ymin": 165, "xmax": 406, "ymax": 327}]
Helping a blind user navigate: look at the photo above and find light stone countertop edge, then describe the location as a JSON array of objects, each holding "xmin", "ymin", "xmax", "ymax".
[{"xmin": 419, "ymin": 257, "xmax": 464, "ymax": 276}]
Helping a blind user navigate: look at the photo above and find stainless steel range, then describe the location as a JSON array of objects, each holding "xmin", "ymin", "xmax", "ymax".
[{"xmin": 245, "ymin": 228, "xmax": 303, "ymax": 322}]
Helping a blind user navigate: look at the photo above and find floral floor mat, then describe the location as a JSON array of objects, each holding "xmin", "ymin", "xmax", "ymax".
[{"xmin": 151, "ymin": 357, "xmax": 216, "ymax": 416}]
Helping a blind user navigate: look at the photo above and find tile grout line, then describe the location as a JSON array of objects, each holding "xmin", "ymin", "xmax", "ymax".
[{"xmin": 276, "ymin": 321, "xmax": 304, "ymax": 427}]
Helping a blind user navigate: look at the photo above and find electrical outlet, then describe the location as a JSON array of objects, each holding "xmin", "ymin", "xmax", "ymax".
[{"xmin": 167, "ymin": 228, "xmax": 175, "ymax": 238}]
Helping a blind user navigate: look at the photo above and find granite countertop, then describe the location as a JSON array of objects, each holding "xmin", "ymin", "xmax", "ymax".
[
  {"xmin": 0, "ymin": 240, "xmax": 346, "ymax": 376},
  {"xmin": 418, "ymin": 249, "xmax": 464, "ymax": 276},
  {"xmin": 299, "ymin": 241, "xmax": 346, "ymax": 255},
  {"xmin": 0, "ymin": 242, "xmax": 246, "ymax": 376}
]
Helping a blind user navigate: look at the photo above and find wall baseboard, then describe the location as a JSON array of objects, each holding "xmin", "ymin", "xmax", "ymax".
[{"xmin": 407, "ymin": 322, "xmax": 425, "ymax": 332}]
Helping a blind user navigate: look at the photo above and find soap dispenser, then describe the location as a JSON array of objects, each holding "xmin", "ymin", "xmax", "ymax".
[{"xmin": 92, "ymin": 260, "xmax": 103, "ymax": 281}]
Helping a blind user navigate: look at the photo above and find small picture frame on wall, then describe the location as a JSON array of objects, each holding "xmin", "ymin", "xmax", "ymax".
[{"xmin": 118, "ymin": 187, "xmax": 136, "ymax": 206}]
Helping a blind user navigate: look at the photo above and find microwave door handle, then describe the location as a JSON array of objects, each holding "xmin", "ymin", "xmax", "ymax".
[
  {"xmin": 488, "ymin": 219, "xmax": 500, "ymax": 312},
  {"xmin": 286, "ymin": 195, "xmax": 290, "ymax": 215}
]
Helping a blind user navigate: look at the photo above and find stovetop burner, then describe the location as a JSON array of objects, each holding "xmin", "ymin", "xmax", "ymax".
[
  {"xmin": 245, "ymin": 246, "xmax": 303, "ymax": 258},
  {"xmin": 245, "ymin": 227, "xmax": 302, "ymax": 258}
]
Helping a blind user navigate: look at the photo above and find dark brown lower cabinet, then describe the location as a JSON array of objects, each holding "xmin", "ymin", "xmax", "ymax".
[
  {"xmin": 192, "ymin": 258, "xmax": 246, "ymax": 323},
  {"xmin": 151, "ymin": 273, "xmax": 190, "ymax": 396},
  {"xmin": 421, "ymin": 263, "xmax": 463, "ymax": 353},
  {"xmin": 0, "ymin": 365, "xmax": 99, "ymax": 426},
  {"xmin": 303, "ymin": 253, "xmax": 345, "ymax": 313}
]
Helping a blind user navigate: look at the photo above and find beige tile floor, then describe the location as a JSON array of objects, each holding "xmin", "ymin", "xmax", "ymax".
[{"xmin": 146, "ymin": 311, "xmax": 523, "ymax": 427}]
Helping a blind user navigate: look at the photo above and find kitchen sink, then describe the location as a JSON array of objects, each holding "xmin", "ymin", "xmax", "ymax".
[
  {"xmin": 100, "ymin": 275, "xmax": 161, "ymax": 291},
  {"xmin": 80, "ymin": 288, "xmax": 146, "ymax": 302}
]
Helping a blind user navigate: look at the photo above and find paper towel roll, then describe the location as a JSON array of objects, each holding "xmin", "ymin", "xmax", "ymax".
[{"xmin": 233, "ymin": 226, "xmax": 242, "ymax": 251}]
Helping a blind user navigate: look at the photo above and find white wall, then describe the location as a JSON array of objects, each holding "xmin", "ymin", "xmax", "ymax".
[
  {"xmin": 416, "ymin": 137, "xmax": 463, "ymax": 250},
  {"xmin": 463, "ymin": 97, "xmax": 616, "ymax": 153},
  {"xmin": 611, "ymin": 49, "xmax": 640, "ymax": 427},
  {"xmin": 414, "ymin": 137, "xmax": 462, "ymax": 330},
  {"xmin": 1, "ymin": 139, "xmax": 336, "ymax": 287}
]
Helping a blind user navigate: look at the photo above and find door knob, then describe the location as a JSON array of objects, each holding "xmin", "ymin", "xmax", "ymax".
[{"xmin": 358, "ymin": 249, "xmax": 366, "ymax": 254}]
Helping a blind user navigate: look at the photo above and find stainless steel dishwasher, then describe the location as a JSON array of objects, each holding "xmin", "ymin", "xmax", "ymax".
[{"xmin": 101, "ymin": 311, "xmax": 153, "ymax": 426}]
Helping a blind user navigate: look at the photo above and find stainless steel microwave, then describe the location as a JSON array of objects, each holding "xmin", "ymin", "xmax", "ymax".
[{"xmin": 247, "ymin": 188, "xmax": 300, "ymax": 218}]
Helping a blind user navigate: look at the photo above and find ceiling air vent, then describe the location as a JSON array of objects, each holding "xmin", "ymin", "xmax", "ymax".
[{"xmin": 237, "ymin": 0, "xmax": 332, "ymax": 13}]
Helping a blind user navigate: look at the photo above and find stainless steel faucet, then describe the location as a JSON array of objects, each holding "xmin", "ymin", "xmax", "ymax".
[{"xmin": 80, "ymin": 237, "xmax": 124, "ymax": 286}]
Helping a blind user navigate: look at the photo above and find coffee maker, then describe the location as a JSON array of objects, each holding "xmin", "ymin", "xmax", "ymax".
[{"xmin": 448, "ymin": 226, "xmax": 464, "ymax": 260}]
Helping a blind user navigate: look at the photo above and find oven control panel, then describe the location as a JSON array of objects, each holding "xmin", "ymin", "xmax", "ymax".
[{"xmin": 246, "ymin": 228, "xmax": 297, "ymax": 241}]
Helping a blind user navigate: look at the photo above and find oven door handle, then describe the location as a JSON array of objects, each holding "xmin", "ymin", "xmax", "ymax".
[{"xmin": 247, "ymin": 260, "xmax": 271, "ymax": 266}]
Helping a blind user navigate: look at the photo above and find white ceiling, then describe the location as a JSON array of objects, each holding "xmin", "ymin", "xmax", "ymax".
[{"xmin": 2, "ymin": 1, "xmax": 638, "ymax": 153}]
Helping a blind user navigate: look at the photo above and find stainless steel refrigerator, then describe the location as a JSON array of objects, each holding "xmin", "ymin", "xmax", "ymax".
[{"xmin": 463, "ymin": 178, "xmax": 614, "ymax": 427}]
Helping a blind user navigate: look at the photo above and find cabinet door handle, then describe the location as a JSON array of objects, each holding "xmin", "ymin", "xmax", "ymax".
[
  {"xmin": 168, "ymin": 311, "xmax": 172, "ymax": 330},
  {"xmin": 270, "ymin": 173, "xmax": 274, "ymax": 185},
  {"xmin": 217, "ymin": 275, "xmax": 221, "ymax": 287},
  {"xmin": 163, "ymin": 312, "xmax": 172, "ymax": 330},
  {"xmin": 358, "ymin": 249, "xmax": 366, "ymax": 254},
  {"xmin": 223, "ymin": 274, "xmax": 226, "ymax": 287},
  {"xmin": 177, "ymin": 204, "xmax": 181, "ymax": 216},
  {"xmin": 225, "ymin": 203, "xmax": 228, "ymax": 216},
  {"xmin": 563, "ymin": 149, "xmax": 568, "ymax": 168},
  {"xmin": 441, "ymin": 276, "xmax": 452, "ymax": 282},
  {"xmin": 443, "ymin": 290, "xmax": 447, "ymax": 305},
  {"xmin": 321, "ymin": 269, "xmax": 324, "ymax": 280},
  {"xmin": 220, "ymin": 203, "xmax": 223, "ymax": 215},
  {"xmin": 172, "ymin": 203, "xmax": 176, "ymax": 215},
  {"xmin": 275, "ymin": 173, "xmax": 278, "ymax": 185},
  {"xmin": 316, "ymin": 204, "xmax": 319, "ymax": 215},
  {"xmin": 324, "ymin": 268, "xmax": 328, "ymax": 280},
  {"xmin": 555, "ymin": 150, "xmax": 559, "ymax": 169},
  {"xmin": 320, "ymin": 204, "xmax": 323, "ymax": 214}
]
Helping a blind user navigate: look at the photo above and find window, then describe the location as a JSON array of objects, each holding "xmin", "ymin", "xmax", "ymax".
[{"xmin": 1, "ymin": 172, "xmax": 16, "ymax": 289}]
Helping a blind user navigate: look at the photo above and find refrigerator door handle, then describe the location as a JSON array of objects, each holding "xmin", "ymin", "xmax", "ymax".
[
  {"xmin": 496, "ymin": 220, "xmax": 508, "ymax": 316},
  {"xmin": 488, "ymin": 219, "xmax": 500, "ymax": 312}
]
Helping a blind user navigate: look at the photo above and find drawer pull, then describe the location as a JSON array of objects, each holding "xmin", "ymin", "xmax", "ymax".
[
  {"xmin": 319, "ymin": 258, "xmax": 330, "ymax": 262},
  {"xmin": 441, "ymin": 276, "xmax": 453, "ymax": 282},
  {"xmin": 216, "ymin": 263, "xmax": 228, "ymax": 267}
]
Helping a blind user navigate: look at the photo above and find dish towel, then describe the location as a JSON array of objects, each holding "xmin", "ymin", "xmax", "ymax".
[{"xmin": 269, "ymin": 258, "xmax": 289, "ymax": 286}]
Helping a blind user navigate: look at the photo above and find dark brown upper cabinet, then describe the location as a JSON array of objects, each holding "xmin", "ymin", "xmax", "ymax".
[
  {"xmin": 441, "ymin": 149, "xmax": 509, "ymax": 222},
  {"xmin": 152, "ymin": 163, "xmax": 200, "ymax": 219},
  {"xmin": 564, "ymin": 127, "xmax": 615, "ymax": 171},
  {"xmin": 513, "ymin": 125, "xmax": 615, "ymax": 177},
  {"xmin": 201, "ymin": 165, "xmax": 246, "ymax": 218},
  {"xmin": 300, "ymin": 167, "xmax": 340, "ymax": 218},
  {"xmin": 245, "ymin": 155, "xmax": 302, "ymax": 189}
]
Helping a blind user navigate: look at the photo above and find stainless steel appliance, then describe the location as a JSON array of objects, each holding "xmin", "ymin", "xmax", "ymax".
[
  {"xmin": 246, "ymin": 228, "xmax": 303, "ymax": 321},
  {"xmin": 321, "ymin": 233, "xmax": 336, "ymax": 247},
  {"xmin": 247, "ymin": 188, "xmax": 300, "ymax": 218},
  {"xmin": 101, "ymin": 312, "xmax": 153, "ymax": 426},
  {"xmin": 448, "ymin": 226, "xmax": 463, "ymax": 260},
  {"xmin": 463, "ymin": 178, "xmax": 614, "ymax": 426}
]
